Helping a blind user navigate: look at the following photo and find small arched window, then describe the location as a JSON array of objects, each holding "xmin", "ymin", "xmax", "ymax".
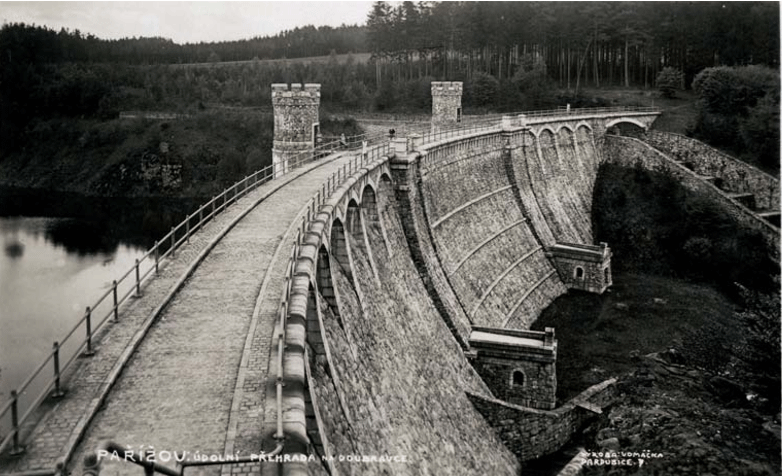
[
  {"xmin": 575, "ymin": 266, "xmax": 584, "ymax": 279},
  {"xmin": 511, "ymin": 370, "xmax": 525, "ymax": 387}
]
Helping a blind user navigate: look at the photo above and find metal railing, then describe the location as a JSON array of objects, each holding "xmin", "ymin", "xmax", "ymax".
[
  {"xmin": 0, "ymin": 138, "xmax": 359, "ymax": 458},
  {"xmin": 508, "ymin": 105, "xmax": 659, "ymax": 119},
  {"xmin": 1, "ymin": 105, "xmax": 662, "ymax": 465},
  {"xmin": 93, "ymin": 140, "xmax": 391, "ymax": 476}
]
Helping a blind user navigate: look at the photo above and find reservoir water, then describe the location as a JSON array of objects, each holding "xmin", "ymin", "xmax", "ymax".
[{"xmin": 0, "ymin": 188, "xmax": 202, "ymax": 436}]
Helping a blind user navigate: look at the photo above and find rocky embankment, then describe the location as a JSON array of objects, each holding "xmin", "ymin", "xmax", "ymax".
[{"xmin": 584, "ymin": 351, "xmax": 781, "ymax": 475}]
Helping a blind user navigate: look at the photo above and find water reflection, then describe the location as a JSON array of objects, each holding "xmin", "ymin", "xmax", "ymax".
[{"xmin": 0, "ymin": 189, "xmax": 205, "ymax": 431}]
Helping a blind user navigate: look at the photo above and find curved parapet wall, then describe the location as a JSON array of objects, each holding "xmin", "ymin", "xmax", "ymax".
[{"xmin": 269, "ymin": 109, "xmax": 664, "ymax": 474}]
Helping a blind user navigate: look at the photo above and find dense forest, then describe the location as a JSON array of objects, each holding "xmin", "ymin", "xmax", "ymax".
[{"xmin": 0, "ymin": 2, "xmax": 779, "ymax": 168}]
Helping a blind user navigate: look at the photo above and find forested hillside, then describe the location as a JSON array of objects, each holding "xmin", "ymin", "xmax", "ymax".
[{"xmin": 0, "ymin": 2, "xmax": 778, "ymax": 181}]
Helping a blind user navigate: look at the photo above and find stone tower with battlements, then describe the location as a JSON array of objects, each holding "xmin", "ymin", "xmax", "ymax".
[
  {"xmin": 272, "ymin": 83, "xmax": 321, "ymax": 174},
  {"xmin": 431, "ymin": 81, "xmax": 463, "ymax": 132}
]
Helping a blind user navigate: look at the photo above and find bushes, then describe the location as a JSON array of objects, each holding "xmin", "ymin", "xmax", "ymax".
[
  {"xmin": 690, "ymin": 65, "xmax": 780, "ymax": 173},
  {"xmin": 593, "ymin": 163, "xmax": 778, "ymax": 293},
  {"xmin": 656, "ymin": 67, "xmax": 683, "ymax": 98}
]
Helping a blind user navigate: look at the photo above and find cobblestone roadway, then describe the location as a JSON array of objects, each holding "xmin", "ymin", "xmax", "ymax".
[{"xmin": 0, "ymin": 153, "xmax": 354, "ymax": 476}]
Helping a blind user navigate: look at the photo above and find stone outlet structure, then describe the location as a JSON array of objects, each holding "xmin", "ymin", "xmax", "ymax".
[
  {"xmin": 546, "ymin": 242, "xmax": 612, "ymax": 293},
  {"xmin": 468, "ymin": 327, "xmax": 558, "ymax": 410},
  {"xmin": 431, "ymin": 81, "xmax": 463, "ymax": 131},
  {"xmin": 272, "ymin": 83, "xmax": 321, "ymax": 174}
]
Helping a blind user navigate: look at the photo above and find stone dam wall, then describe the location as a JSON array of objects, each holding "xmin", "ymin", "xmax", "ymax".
[
  {"xmin": 308, "ymin": 174, "xmax": 520, "ymax": 475},
  {"xmin": 296, "ymin": 124, "xmax": 616, "ymax": 475},
  {"xmin": 278, "ymin": 112, "xmax": 779, "ymax": 474},
  {"xmin": 416, "ymin": 124, "xmax": 604, "ymax": 331}
]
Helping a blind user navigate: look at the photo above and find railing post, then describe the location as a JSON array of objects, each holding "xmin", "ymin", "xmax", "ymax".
[
  {"xmin": 154, "ymin": 240, "xmax": 159, "ymax": 275},
  {"xmin": 112, "ymin": 280, "xmax": 119, "ymax": 321},
  {"xmin": 9, "ymin": 390, "xmax": 24, "ymax": 455},
  {"xmin": 84, "ymin": 306, "xmax": 95, "ymax": 357},
  {"xmin": 212, "ymin": 196, "xmax": 216, "ymax": 216},
  {"xmin": 135, "ymin": 259, "xmax": 142, "ymax": 297},
  {"xmin": 185, "ymin": 214, "xmax": 190, "ymax": 243},
  {"xmin": 199, "ymin": 205, "xmax": 203, "ymax": 225},
  {"xmin": 170, "ymin": 226, "xmax": 176, "ymax": 258},
  {"xmin": 52, "ymin": 341, "xmax": 65, "ymax": 398}
]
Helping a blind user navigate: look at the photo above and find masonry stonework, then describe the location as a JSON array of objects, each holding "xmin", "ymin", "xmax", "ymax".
[
  {"xmin": 467, "ymin": 378, "xmax": 617, "ymax": 462},
  {"xmin": 468, "ymin": 327, "xmax": 558, "ymax": 410},
  {"xmin": 431, "ymin": 81, "xmax": 463, "ymax": 132},
  {"xmin": 546, "ymin": 242, "xmax": 612, "ymax": 293},
  {"xmin": 642, "ymin": 130, "xmax": 780, "ymax": 211},
  {"xmin": 604, "ymin": 136, "xmax": 780, "ymax": 263},
  {"xmin": 272, "ymin": 83, "xmax": 321, "ymax": 174}
]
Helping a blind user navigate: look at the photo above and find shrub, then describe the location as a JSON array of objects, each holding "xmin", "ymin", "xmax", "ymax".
[{"xmin": 656, "ymin": 67, "xmax": 683, "ymax": 98}]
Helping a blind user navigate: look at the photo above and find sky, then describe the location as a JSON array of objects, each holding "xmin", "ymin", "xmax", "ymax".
[{"xmin": 0, "ymin": 1, "xmax": 375, "ymax": 43}]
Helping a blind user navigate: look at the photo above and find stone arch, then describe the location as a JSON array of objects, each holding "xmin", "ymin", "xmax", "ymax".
[
  {"xmin": 535, "ymin": 125, "xmax": 557, "ymax": 138},
  {"xmin": 574, "ymin": 121, "xmax": 593, "ymax": 133},
  {"xmin": 316, "ymin": 245, "xmax": 342, "ymax": 328},
  {"xmin": 306, "ymin": 283, "xmax": 325, "ymax": 356},
  {"xmin": 361, "ymin": 185, "xmax": 380, "ymax": 225},
  {"xmin": 346, "ymin": 197, "xmax": 378, "ymax": 282},
  {"xmin": 510, "ymin": 369, "xmax": 526, "ymax": 388},
  {"xmin": 554, "ymin": 123, "xmax": 575, "ymax": 135},
  {"xmin": 374, "ymin": 174, "xmax": 396, "ymax": 255},
  {"xmin": 329, "ymin": 218, "xmax": 354, "ymax": 285},
  {"xmin": 605, "ymin": 117, "xmax": 648, "ymax": 133},
  {"xmin": 346, "ymin": 199, "xmax": 364, "ymax": 246}
]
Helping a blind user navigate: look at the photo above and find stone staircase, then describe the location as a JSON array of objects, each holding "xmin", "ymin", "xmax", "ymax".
[{"xmin": 674, "ymin": 157, "xmax": 780, "ymax": 227}]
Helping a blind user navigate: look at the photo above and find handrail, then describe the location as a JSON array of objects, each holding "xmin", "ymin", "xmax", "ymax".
[
  {"xmin": 1, "ymin": 105, "xmax": 662, "ymax": 460},
  {"xmin": 268, "ymin": 105, "xmax": 662, "ymax": 466},
  {"xmin": 0, "ymin": 136, "xmax": 355, "ymax": 457}
]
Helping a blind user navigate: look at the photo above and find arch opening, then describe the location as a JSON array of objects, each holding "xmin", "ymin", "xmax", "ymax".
[
  {"xmin": 316, "ymin": 246, "xmax": 342, "ymax": 327},
  {"xmin": 511, "ymin": 369, "xmax": 526, "ymax": 387},
  {"xmin": 329, "ymin": 218, "xmax": 354, "ymax": 285}
]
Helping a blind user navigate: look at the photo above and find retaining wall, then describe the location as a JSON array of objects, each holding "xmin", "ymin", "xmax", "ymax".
[
  {"xmin": 467, "ymin": 378, "xmax": 617, "ymax": 462},
  {"xmin": 604, "ymin": 136, "xmax": 780, "ymax": 262},
  {"xmin": 643, "ymin": 131, "xmax": 779, "ymax": 210}
]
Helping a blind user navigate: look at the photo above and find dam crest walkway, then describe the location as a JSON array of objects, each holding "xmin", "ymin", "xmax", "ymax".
[{"xmin": 1, "ymin": 107, "xmax": 729, "ymax": 476}]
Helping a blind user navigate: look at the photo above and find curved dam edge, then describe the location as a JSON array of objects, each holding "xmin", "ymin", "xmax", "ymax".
[
  {"xmin": 269, "ymin": 121, "xmax": 619, "ymax": 474},
  {"xmin": 269, "ymin": 111, "xmax": 782, "ymax": 475}
]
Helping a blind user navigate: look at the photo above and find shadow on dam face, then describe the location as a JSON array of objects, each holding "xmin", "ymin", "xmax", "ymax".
[{"xmin": 299, "ymin": 126, "xmax": 779, "ymax": 475}]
